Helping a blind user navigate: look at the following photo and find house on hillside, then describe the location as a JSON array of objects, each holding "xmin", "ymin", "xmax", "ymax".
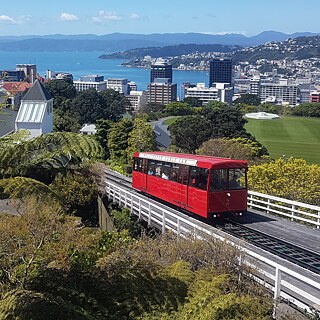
[
  {"xmin": 15, "ymin": 79, "xmax": 53, "ymax": 139},
  {"xmin": 0, "ymin": 82, "xmax": 32, "ymax": 108}
]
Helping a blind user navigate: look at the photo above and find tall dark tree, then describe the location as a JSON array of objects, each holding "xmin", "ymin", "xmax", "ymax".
[
  {"xmin": 169, "ymin": 115, "xmax": 212, "ymax": 153},
  {"xmin": 203, "ymin": 107, "xmax": 248, "ymax": 139},
  {"xmin": 100, "ymin": 89, "xmax": 130, "ymax": 121},
  {"xmin": 183, "ymin": 97, "xmax": 203, "ymax": 108},
  {"xmin": 71, "ymin": 89, "xmax": 105, "ymax": 124},
  {"xmin": 233, "ymin": 94, "xmax": 260, "ymax": 106},
  {"xmin": 53, "ymin": 109, "xmax": 80, "ymax": 133},
  {"xmin": 44, "ymin": 79, "xmax": 77, "ymax": 111},
  {"xmin": 95, "ymin": 119, "xmax": 113, "ymax": 154},
  {"xmin": 108, "ymin": 119, "xmax": 134, "ymax": 161}
]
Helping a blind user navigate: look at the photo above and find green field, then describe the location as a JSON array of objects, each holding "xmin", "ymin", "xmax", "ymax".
[
  {"xmin": 245, "ymin": 116, "xmax": 320, "ymax": 165},
  {"xmin": 162, "ymin": 116, "xmax": 179, "ymax": 126}
]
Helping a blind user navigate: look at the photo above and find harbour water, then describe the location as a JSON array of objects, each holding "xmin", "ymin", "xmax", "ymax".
[{"xmin": 0, "ymin": 51, "xmax": 208, "ymax": 97}]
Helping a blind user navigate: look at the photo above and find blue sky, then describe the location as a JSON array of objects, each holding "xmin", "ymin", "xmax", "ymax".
[{"xmin": 0, "ymin": 0, "xmax": 319, "ymax": 36}]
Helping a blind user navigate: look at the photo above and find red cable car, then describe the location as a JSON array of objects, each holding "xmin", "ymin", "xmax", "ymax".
[{"xmin": 132, "ymin": 152, "xmax": 248, "ymax": 219}]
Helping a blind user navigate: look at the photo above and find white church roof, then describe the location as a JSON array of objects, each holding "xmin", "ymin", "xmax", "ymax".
[{"xmin": 15, "ymin": 102, "xmax": 47, "ymax": 123}]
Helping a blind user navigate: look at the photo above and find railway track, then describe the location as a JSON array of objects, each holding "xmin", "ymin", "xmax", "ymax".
[
  {"xmin": 219, "ymin": 220, "xmax": 320, "ymax": 275},
  {"xmin": 105, "ymin": 170, "xmax": 320, "ymax": 275}
]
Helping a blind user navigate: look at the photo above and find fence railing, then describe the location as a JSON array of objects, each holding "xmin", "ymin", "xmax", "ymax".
[
  {"xmin": 248, "ymin": 191, "xmax": 320, "ymax": 229},
  {"xmin": 105, "ymin": 180, "xmax": 320, "ymax": 315}
]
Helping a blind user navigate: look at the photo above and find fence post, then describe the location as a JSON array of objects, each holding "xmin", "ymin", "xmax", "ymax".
[
  {"xmin": 138, "ymin": 199, "xmax": 142, "ymax": 221},
  {"xmin": 291, "ymin": 205, "xmax": 295, "ymax": 222},
  {"xmin": 124, "ymin": 192, "xmax": 127, "ymax": 208},
  {"xmin": 317, "ymin": 211, "xmax": 320, "ymax": 230},
  {"xmin": 130, "ymin": 194, "xmax": 133, "ymax": 214},
  {"xmin": 273, "ymin": 267, "xmax": 281, "ymax": 318},
  {"xmin": 267, "ymin": 198, "xmax": 270, "ymax": 214},
  {"xmin": 162, "ymin": 211, "xmax": 166, "ymax": 233},
  {"xmin": 148, "ymin": 203, "xmax": 151, "ymax": 227}
]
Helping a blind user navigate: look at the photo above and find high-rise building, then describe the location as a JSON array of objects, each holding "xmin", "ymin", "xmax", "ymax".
[
  {"xmin": 185, "ymin": 83, "xmax": 233, "ymax": 105},
  {"xmin": 259, "ymin": 82, "xmax": 298, "ymax": 106},
  {"xmin": 127, "ymin": 90, "xmax": 147, "ymax": 111},
  {"xmin": 16, "ymin": 64, "xmax": 37, "ymax": 83},
  {"xmin": 209, "ymin": 58, "xmax": 232, "ymax": 87},
  {"xmin": 150, "ymin": 61, "xmax": 172, "ymax": 83},
  {"xmin": 106, "ymin": 78, "xmax": 128, "ymax": 95},
  {"xmin": 146, "ymin": 78, "xmax": 177, "ymax": 105},
  {"xmin": 73, "ymin": 74, "xmax": 106, "ymax": 91}
]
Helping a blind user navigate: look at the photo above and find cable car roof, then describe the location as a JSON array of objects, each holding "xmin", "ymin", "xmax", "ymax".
[{"xmin": 135, "ymin": 152, "xmax": 247, "ymax": 169}]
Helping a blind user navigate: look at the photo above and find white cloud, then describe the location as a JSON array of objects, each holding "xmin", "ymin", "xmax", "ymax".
[
  {"xmin": 202, "ymin": 31, "xmax": 248, "ymax": 36},
  {"xmin": 129, "ymin": 13, "xmax": 140, "ymax": 19},
  {"xmin": 92, "ymin": 11, "xmax": 122, "ymax": 23},
  {"xmin": 0, "ymin": 15, "xmax": 18, "ymax": 24},
  {"xmin": 0, "ymin": 14, "xmax": 30, "ymax": 24},
  {"xmin": 60, "ymin": 13, "xmax": 79, "ymax": 22}
]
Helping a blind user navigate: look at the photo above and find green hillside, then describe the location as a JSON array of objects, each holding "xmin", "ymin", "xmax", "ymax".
[{"xmin": 245, "ymin": 116, "xmax": 320, "ymax": 164}]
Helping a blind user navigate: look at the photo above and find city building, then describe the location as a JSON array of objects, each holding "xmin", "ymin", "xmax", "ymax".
[
  {"xmin": 73, "ymin": 74, "xmax": 106, "ymax": 91},
  {"xmin": 0, "ymin": 82, "xmax": 32, "ymax": 108},
  {"xmin": 15, "ymin": 79, "xmax": 53, "ymax": 139},
  {"xmin": 249, "ymin": 76, "xmax": 261, "ymax": 96},
  {"xmin": 180, "ymin": 82, "xmax": 196, "ymax": 100},
  {"xmin": 0, "ymin": 70, "xmax": 25, "ymax": 82},
  {"xmin": 45, "ymin": 70, "xmax": 73, "ymax": 81},
  {"xmin": 16, "ymin": 64, "xmax": 37, "ymax": 83},
  {"xmin": 185, "ymin": 82, "xmax": 233, "ymax": 105},
  {"xmin": 80, "ymin": 124, "xmax": 97, "ymax": 135},
  {"xmin": 209, "ymin": 58, "xmax": 232, "ymax": 87},
  {"xmin": 128, "ymin": 81, "xmax": 137, "ymax": 92},
  {"xmin": 297, "ymin": 84, "xmax": 312, "ymax": 103},
  {"xmin": 259, "ymin": 82, "xmax": 298, "ymax": 106},
  {"xmin": 310, "ymin": 90, "xmax": 320, "ymax": 103},
  {"xmin": 106, "ymin": 78, "xmax": 128, "ymax": 95},
  {"xmin": 150, "ymin": 60, "xmax": 172, "ymax": 83},
  {"xmin": 127, "ymin": 90, "xmax": 147, "ymax": 111},
  {"xmin": 146, "ymin": 78, "xmax": 177, "ymax": 105}
]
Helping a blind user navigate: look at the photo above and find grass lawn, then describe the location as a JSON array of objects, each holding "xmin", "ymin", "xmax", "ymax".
[
  {"xmin": 162, "ymin": 116, "xmax": 179, "ymax": 126},
  {"xmin": 245, "ymin": 116, "xmax": 320, "ymax": 165}
]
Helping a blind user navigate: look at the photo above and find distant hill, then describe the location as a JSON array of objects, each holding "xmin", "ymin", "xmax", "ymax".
[
  {"xmin": 233, "ymin": 35, "xmax": 320, "ymax": 63},
  {"xmin": 99, "ymin": 44, "xmax": 242, "ymax": 60},
  {"xmin": 0, "ymin": 31, "xmax": 319, "ymax": 52}
]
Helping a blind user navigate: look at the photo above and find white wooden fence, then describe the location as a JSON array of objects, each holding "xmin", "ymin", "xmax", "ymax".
[
  {"xmin": 105, "ymin": 180, "xmax": 320, "ymax": 315},
  {"xmin": 248, "ymin": 191, "xmax": 320, "ymax": 229}
]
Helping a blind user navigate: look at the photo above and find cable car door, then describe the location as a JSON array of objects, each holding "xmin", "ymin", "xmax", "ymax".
[{"xmin": 180, "ymin": 165, "xmax": 189, "ymax": 208}]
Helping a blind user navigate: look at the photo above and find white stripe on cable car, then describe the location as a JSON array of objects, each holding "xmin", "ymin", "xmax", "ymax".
[{"xmin": 139, "ymin": 153, "xmax": 197, "ymax": 166}]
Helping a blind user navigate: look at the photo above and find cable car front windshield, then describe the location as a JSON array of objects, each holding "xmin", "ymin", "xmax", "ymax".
[{"xmin": 209, "ymin": 168, "xmax": 246, "ymax": 191}]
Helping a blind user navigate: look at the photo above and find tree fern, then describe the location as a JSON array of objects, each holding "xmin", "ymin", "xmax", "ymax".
[
  {"xmin": 0, "ymin": 177, "xmax": 58, "ymax": 200},
  {"xmin": 0, "ymin": 132, "xmax": 104, "ymax": 179}
]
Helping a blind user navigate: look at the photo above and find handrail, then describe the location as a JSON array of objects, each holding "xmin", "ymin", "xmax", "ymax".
[
  {"xmin": 105, "ymin": 180, "xmax": 320, "ymax": 315},
  {"xmin": 248, "ymin": 190, "xmax": 320, "ymax": 229}
]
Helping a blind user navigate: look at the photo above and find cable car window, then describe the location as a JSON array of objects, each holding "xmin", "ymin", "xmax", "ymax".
[
  {"xmin": 189, "ymin": 166, "xmax": 197, "ymax": 187},
  {"xmin": 177, "ymin": 165, "xmax": 183, "ymax": 183},
  {"xmin": 133, "ymin": 158, "xmax": 145, "ymax": 173},
  {"xmin": 162, "ymin": 162, "xmax": 171, "ymax": 180},
  {"xmin": 147, "ymin": 160, "xmax": 156, "ymax": 175},
  {"xmin": 182, "ymin": 166, "xmax": 190, "ymax": 185},
  {"xmin": 228, "ymin": 168, "xmax": 246, "ymax": 189},
  {"xmin": 196, "ymin": 168, "xmax": 209, "ymax": 190},
  {"xmin": 155, "ymin": 162, "xmax": 162, "ymax": 177},
  {"xmin": 210, "ymin": 169, "xmax": 246, "ymax": 191},
  {"xmin": 133, "ymin": 157, "xmax": 139, "ymax": 171},
  {"xmin": 210, "ymin": 169, "xmax": 228, "ymax": 191},
  {"xmin": 189, "ymin": 167, "xmax": 209, "ymax": 190},
  {"xmin": 169, "ymin": 164, "xmax": 179, "ymax": 182}
]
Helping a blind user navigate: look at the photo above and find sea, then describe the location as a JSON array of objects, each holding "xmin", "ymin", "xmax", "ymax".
[{"xmin": 0, "ymin": 51, "xmax": 208, "ymax": 99}]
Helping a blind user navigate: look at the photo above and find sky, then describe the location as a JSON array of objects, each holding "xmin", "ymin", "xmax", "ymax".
[{"xmin": 0, "ymin": 0, "xmax": 319, "ymax": 36}]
